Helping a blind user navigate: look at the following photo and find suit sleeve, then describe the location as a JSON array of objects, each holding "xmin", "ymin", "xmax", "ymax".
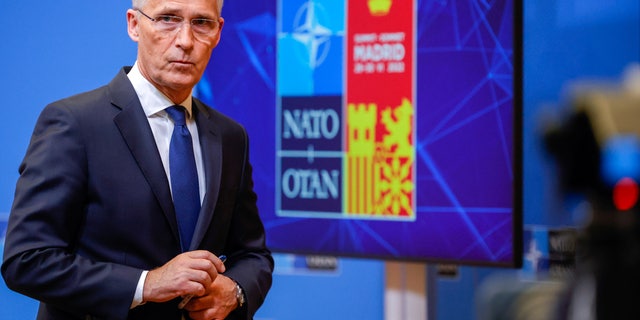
[
  {"xmin": 1, "ymin": 103, "xmax": 142, "ymax": 319},
  {"xmin": 222, "ymin": 129, "xmax": 274, "ymax": 320}
]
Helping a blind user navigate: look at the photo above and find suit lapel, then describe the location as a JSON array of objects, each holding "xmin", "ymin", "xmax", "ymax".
[
  {"xmin": 108, "ymin": 68, "xmax": 182, "ymax": 247},
  {"xmin": 190, "ymin": 99, "xmax": 222, "ymax": 249}
]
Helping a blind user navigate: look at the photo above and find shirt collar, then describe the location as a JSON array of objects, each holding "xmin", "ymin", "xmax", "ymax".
[{"xmin": 127, "ymin": 61, "xmax": 194, "ymax": 119}]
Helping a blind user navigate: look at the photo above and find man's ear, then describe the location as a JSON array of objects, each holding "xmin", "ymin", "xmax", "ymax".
[
  {"xmin": 126, "ymin": 9, "xmax": 140, "ymax": 42},
  {"xmin": 211, "ymin": 17, "xmax": 225, "ymax": 47}
]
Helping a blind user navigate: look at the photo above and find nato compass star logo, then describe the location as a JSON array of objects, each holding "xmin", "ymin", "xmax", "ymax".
[
  {"xmin": 290, "ymin": 0, "xmax": 334, "ymax": 70},
  {"xmin": 278, "ymin": 0, "xmax": 343, "ymax": 95}
]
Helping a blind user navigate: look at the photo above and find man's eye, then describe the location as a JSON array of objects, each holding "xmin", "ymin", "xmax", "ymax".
[
  {"xmin": 192, "ymin": 19, "xmax": 212, "ymax": 27},
  {"xmin": 157, "ymin": 15, "xmax": 182, "ymax": 24}
]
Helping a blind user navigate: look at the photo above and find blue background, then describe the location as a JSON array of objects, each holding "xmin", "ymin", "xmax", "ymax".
[{"xmin": 1, "ymin": 0, "xmax": 639, "ymax": 319}]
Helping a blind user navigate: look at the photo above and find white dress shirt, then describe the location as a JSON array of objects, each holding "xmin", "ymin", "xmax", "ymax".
[{"xmin": 126, "ymin": 61, "xmax": 206, "ymax": 308}]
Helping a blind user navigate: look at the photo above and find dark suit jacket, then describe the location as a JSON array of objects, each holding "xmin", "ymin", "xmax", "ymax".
[{"xmin": 1, "ymin": 67, "xmax": 273, "ymax": 320}]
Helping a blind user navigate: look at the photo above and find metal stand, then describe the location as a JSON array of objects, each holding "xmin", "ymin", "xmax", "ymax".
[{"xmin": 384, "ymin": 261, "xmax": 428, "ymax": 320}]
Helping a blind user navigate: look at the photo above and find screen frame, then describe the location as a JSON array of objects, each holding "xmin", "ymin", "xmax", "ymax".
[{"xmin": 200, "ymin": 0, "xmax": 523, "ymax": 268}]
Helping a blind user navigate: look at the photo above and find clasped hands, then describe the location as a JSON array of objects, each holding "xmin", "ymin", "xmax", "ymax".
[{"xmin": 143, "ymin": 250, "xmax": 239, "ymax": 320}]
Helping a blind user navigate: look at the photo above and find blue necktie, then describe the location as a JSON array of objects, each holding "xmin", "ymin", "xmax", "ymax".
[{"xmin": 165, "ymin": 105, "xmax": 200, "ymax": 251}]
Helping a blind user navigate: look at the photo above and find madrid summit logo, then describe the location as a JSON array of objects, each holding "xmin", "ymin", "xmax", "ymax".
[{"xmin": 277, "ymin": 0, "xmax": 415, "ymax": 221}]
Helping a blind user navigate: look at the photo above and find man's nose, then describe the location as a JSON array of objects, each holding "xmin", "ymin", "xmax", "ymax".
[{"xmin": 174, "ymin": 22, "xmax": 195, "ymax": 48}]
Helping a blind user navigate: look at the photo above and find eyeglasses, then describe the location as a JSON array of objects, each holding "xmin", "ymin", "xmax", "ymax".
[{"xmin": 135, "ymin": 9, "xmax": 221, "ymax": 39}]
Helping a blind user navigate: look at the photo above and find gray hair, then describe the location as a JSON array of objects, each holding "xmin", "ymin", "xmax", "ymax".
[{"xmin": 132, "ymin": 0, "xmax": 224, "ymax": 15}]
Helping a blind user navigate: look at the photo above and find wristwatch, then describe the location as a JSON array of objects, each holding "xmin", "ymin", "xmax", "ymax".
[{"xmin": 234, "ymin": 282, "xmax": 245, "ymax": 308}]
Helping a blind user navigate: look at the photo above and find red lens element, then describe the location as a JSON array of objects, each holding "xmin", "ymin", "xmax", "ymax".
[{"xmin": 613, "ymin": 177, "xmax": 639, "ymax": 211}]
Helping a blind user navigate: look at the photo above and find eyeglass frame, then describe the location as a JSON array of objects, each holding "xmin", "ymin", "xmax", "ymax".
[{"xmin": 134, "ymin": 8, "xmax": 222, "ymax": 39}]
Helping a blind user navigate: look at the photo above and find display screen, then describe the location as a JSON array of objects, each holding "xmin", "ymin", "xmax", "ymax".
[{"xmin": 200, "ymin": 0, "xmax": 522, "ymax": 266}]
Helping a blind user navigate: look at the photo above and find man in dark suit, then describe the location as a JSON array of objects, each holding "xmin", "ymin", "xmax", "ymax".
[{"xmin": 1, "ymin": 0, "xmax": 273, "ymax": 319}]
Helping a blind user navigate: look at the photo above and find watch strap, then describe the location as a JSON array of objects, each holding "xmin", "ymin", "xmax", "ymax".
[{"xmin": 234, "ymin": 282, "xmax": 245, "ymax": 308}]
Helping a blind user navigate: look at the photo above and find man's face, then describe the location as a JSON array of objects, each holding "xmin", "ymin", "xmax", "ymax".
[{"xmin": 127, "ymin": 0, "xmax": 223, "ymax": 101}]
